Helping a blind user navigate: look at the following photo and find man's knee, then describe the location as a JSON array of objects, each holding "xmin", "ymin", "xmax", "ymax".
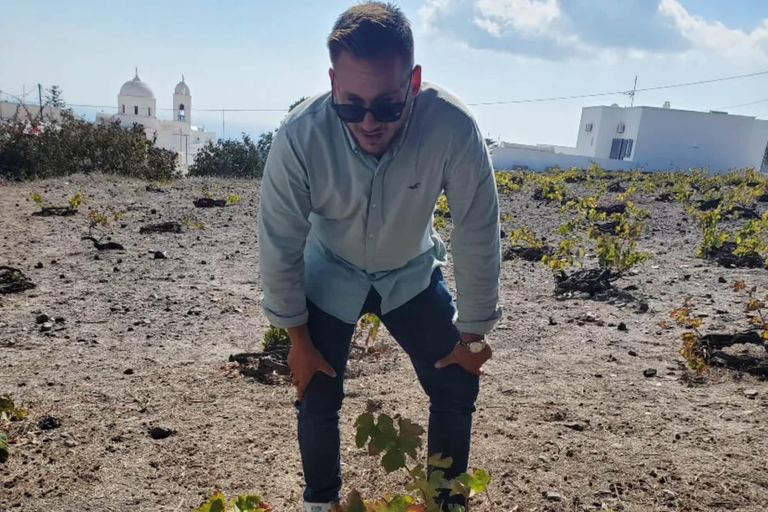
[
  {"xmin": 296, "ymin": 372, "xmax": 345, "ymax": 416},
  {"xmin": 424, "ymin": 365, "xmax": 479, "ymax": 413}
]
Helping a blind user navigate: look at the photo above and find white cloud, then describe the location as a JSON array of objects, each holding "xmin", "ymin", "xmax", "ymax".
[
  {"xmin": 472, "ymin": 17, "xmax": 502, "ymax": 36},
  {"xmin": 473, "ymin": 0, "xmax": 560, "ymax": 34},
  {"xmin": 420, "ymin": 0, "xmax": 768, "ymax": 62},
  {"xmin": 659, "ymin": 0, "xmax": 768, "ymax": 62}
]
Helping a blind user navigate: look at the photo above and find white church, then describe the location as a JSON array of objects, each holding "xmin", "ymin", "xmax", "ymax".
[{"xmin": 96, "ymin": 70, "xmax": 216, "ymax": 167}]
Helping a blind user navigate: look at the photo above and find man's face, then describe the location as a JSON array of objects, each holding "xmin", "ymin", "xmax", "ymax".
[{"xmin": 330, "ymin": 52, "xmax": 421, "ymax": 157}]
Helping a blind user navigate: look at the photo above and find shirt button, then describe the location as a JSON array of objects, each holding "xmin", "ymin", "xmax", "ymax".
[
  {"xmin": 368, "ymin": 234, "xmax": 374, "ymax": 239},
  {"xmin": 372, "ymin": 203, "xmax": 377, "ymax": 208}
]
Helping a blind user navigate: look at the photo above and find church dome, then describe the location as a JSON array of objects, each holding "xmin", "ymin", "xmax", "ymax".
[
  {"xmin": 120, "ymin": 70, "xmax": 155, "ymax": 98},
  {"xmin": 175, "ymin": 75, "xmax": 190, "ymax": 96}
]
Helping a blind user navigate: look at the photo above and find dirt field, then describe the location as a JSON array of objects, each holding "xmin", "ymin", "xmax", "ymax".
[{"xmin": 1, "ymin": 173, "xmax": 767, "ymax": 512}]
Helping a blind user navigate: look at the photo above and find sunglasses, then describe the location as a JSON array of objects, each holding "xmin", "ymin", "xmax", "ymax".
[{"xmin": 331, "ymin": 72, "xmax": 413, "ymax": 123}]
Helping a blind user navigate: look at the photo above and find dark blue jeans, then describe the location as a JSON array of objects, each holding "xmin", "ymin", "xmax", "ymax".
[{"xmin": 296, "ymin": 269, "xmax": 479, "ymax": 509}]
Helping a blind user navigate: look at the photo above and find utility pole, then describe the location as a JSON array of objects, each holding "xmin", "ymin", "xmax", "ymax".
[
  {"xmin": 38, "ymin": 84, "xmax": 42, "ymax": 117},
  {"xmin": 222, "ymin": 109, "xmax": 226, "ymax": 139},
  {"xmin": 630, "ymin": 76, "xmax": 638, "ymax": 107}
]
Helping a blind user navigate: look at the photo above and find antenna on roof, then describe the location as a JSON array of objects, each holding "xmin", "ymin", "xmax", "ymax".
[
  {"xmin": 623, "ymin": 75, "xmax": 638, "ymax": 107},
  {"xmin": 134, "ymin": 67, "xmax": 139, "ymax": 80}
]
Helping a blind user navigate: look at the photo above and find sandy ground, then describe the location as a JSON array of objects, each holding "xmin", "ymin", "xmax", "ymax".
[{"xmin": 1, "ymin": 173, "xmax": 767, "ymax": 512}]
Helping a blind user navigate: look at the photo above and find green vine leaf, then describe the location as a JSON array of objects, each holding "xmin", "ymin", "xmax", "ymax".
[
  {"xmin": 344, "ymin": 490, "xmax": 367, "ymax": 512},
  {"xmin": 427, "ymin": 453, "xmax": 453, "ymax": 469},
  {"xmin": 191, "ymin": 492, "xmax": 227, "ymax": 512},
  {"xmin": 0, "ymin": 432, "xmax": 9, "ymax": 464}
]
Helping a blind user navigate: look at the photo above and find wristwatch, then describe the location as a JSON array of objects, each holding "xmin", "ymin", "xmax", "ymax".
[{"xmin": 459, "ymin": 336, "xmax": 487, "ymax": 354}]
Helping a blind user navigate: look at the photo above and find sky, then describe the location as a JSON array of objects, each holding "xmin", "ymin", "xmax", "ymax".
[{"xmin": 2, "ymin": 0, "xmax": 768, "ymax": 147}]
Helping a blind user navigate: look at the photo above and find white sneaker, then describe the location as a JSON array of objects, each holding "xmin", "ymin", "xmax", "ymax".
[{"xmin": 304, "ymin": 503, "xmax": 334, "ymax": 512}]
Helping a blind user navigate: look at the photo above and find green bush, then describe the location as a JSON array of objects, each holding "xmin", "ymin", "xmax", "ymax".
[
  {"xmin": 188, "ymin": 134, "xmax": 265, "ymax": 178},
  {"xmin": 0, "ymin": 109, "xmax": 179, "ymax": 182}
]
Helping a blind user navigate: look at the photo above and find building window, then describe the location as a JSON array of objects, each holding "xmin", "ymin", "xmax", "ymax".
[
  {"xmin": 761, "ymin": 142, "xmax": 768, "ymax": 173},
  {"xmin": 148, "ymin": 107, "xmax": 151, "ymax": 116},
  {"xmin": 122, "ymin": 104, "xmax": 125, "ymax": 114},
  {"xmin": 585, "ymin": 123, "xmax": 593, "ymax": 132},
  {"xmin": 178, "ymin": 103, "xmax": 185, "ymax": 121},
  {"xmin": 610, "ymin": 138, "xmax": 634, "ymax": 160},
  {"xmin": 134, "ymin": 106, "xmax": 138, "ymax": 115}
]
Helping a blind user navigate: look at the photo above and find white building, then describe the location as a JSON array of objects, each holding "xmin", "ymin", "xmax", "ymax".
[
  {"xmin": 96, "ymin": 70, "xmax": 215, "ymax": 167},
  {"xmin": 0, "ymin": 101, "xmax": 62, "ymax": 122},
  {"xmin": 492, "ymin": 103, "xmax": 768, "ymax": 173}
]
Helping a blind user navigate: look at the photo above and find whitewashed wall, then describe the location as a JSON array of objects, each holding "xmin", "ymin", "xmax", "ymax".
[
  {"xmin": 633, "ymin": 108, "xmax": 759, "ymax": 171},
  {"xmin": 491, "ymin": 146, "xmax": 633, "ymax": 172},
  {"xmin": 0, "ymin": 102, "xmax": 62, "ymax": 122}
]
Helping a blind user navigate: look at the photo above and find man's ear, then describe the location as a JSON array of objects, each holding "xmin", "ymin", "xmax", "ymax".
[
  {"xmin": 328, "ymin": 68, "xmax": 335, "ymax": 93},
  {"xmin": 411, "ymin": 65, "xmax": 423, "ymax": 97}
]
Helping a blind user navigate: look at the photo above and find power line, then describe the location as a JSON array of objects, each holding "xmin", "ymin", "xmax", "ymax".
[
  {"xmin": 466, "ymin": 70, "xmax": 768, "ymax": 106},
  {"xmin": 63, "ymin": 104, "xmax": 288, "ymax": 113},
  {"xmin": 715, "ymin": 97, "xmax": 768, "ymax": 111},
  {"xmin": 7, "ymin": 69, "xmax": 768, "ymax": 113}
]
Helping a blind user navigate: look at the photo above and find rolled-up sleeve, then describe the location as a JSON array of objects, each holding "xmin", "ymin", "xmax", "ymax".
[
  {"xmin": 443, "ymin": 120, "xmax": 502, "ymax": 335},
  {"xmin": 258, "ymin": 125, "xmax": 312, "ymax": 328}
]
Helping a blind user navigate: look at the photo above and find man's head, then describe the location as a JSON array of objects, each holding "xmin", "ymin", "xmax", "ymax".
[{"xmin": 328, "ymin": 2, "xmax": 422, "ymax": 157}]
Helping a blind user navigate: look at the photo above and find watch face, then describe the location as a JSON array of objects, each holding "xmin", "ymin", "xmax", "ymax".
[{"xmin": 468, "ymin": 341, "xmax": 485, "ymax": 354}]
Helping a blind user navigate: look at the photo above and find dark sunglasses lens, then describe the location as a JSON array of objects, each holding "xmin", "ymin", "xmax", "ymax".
[
  {"xmin": 371, "ymin": 103, "xmax": 405, "ymax": 122},
  {"xmin": 334, "ymin": 104, "xmax": 366, "ymax": 123}
]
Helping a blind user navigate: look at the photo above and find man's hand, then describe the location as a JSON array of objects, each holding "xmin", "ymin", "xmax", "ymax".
[
  {"xmin": 287, "ymin": 324, "xmax": 336, "ymax": 400},
  {"xmin": 434, "ymin": 333, "xmax": 492, "ymax": 376}
]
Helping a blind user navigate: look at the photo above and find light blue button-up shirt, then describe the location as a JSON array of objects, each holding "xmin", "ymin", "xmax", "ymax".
[{"xmin": 258, "ymin": 83, "xmax": 502, "ymax": 335}]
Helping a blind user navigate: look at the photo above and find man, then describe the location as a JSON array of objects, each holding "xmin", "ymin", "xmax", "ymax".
[{"xmin": 258, "ymin": 3, "xmax": 501, "ymax": 510}]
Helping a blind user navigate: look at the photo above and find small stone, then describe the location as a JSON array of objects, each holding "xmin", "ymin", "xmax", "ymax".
[
  {"xmin": 113, "ymin": 267, "xmax": 119, "ymax": 273},
  {"xmin": 644, "ymin": 368, "xmax": 657, "ymax": 378},
  {"xmin": 683, "ymin": 274, "xmax": 691, "ymax": 281},
  {"xmin": 744, "ymin": 389, "xmax": 758, "ymax": 399},
  {"xmin": 117, "ymin": 258, "xmax": 123, "ymax": 264},
  {"xmin": 38, "ymin": 416, "xmax": 61, "ymax": 430},
  {"xmin": 200, "ymin": 260, "xmax": 207, "ymax": 265},
  {"xmin": 618, "ymin": 322, "xmax": 628, "ymax": 331},
  {"xmin": 34, "ymin": 262, "xmax": 43, "ymax": 269},
  {"xmin": 564, "ymin": 423, "xmax": 586, "ymax": 432},
  {"xmin": 628, "ymin": 350, "xmax": 638, "ymax": 357},
  {"xmin": 149, "ymin": 426, "xmax": 174, "ymax": 440},
  {"xmin": 718, "ymin": 276, "xmax": 727, "ymax": 284},
  {"xmin": 544, "ymin": 491, "xmax": 563, "ymax": 502},
  {"xmin": 124, "ymin": 368, "xmax": 134, "ymax": 375},
  {"xmin": 40, "ymin": 321, "xmax": 55, "ymax": 332},
  {"xmin": 36, "ymin": 314, "xmax": 50, "ymax": 324},
  {"xmin": 59, "ymin": 274, "xmax": 65, "ymax": 279},
  {"xmin": 151, "ymin": 208, "xmax": 157, "ymax": 214},
  {"xmin": 153, "ymin": 251, "xmax": 167, "ymax": 260},
  {"xmin": 548, "ymin": 316, "xmax": 557, "ymax": 326},
  {"xmin": 366, "ymin": 399, "xmax": 383, "ymax": 413},
  {"xmin": 94, "ymin": 254, "xmax": 100, "ymax": 261}
]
